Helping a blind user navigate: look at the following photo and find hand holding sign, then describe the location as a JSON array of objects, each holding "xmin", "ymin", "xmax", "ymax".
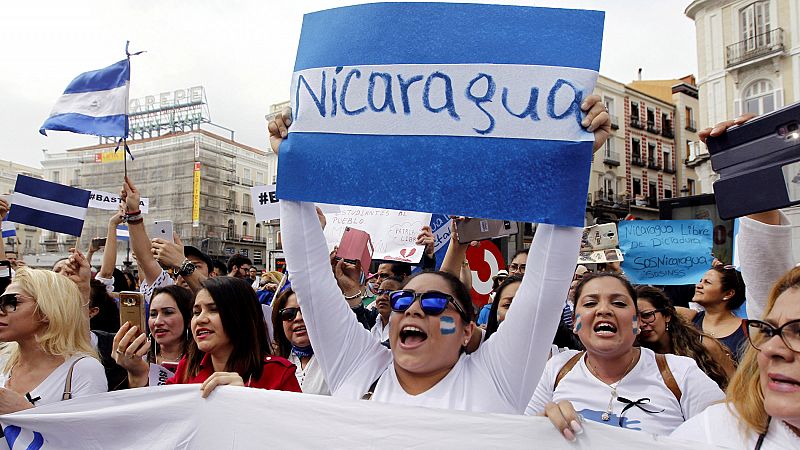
[{"xmin": 267, "ymin": 109, "xmax": 292, "ymax": 155}]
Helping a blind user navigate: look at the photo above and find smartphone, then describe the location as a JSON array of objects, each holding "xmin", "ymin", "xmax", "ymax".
[
  {"xmin": 119, "ymin": 291, "xmax": 146, "ymax": 334},
  {"xmin": 0, "ymin": 261, "xmax": 11, "ymax": 294},
  {"xmin": 152, "ymin": 220, "xmax": 174, "ymax": 243},
  {"xmin": 456, "ymin": 218, "xmax": 518, "ymax": 244},
  {"xmin": 335, "ymin": 227, "xmax": 374, "ymax": 275},
  {"xmin": 161, "ymin": 361, "xmax": 179, "ymax": 373},
  {"xmin": 91, "ymin": 237, "xmax": 107, "ymax": 249},
  {"xmin": 706, "ymin": 101, "xmax": 800, "ymax": 219}
]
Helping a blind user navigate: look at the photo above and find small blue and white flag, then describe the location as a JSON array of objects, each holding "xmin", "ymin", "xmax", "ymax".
[
  {"xmin": 7, "ymin": 176, "xmax": 91, "ymax": 237},
  {"xmin": 1, "ymin": 219, "xmax": 15, "ymax": 239},
  {"xmin": 116, "ymin": 224, "xmax": 129, "ymax": 241},
  {"xmin": 39, "ymin": 59, "xmax": 130, "ymax": 137}
]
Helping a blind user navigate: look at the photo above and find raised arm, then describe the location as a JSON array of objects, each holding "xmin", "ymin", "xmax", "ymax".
[
  {"xmin": 98, "ymin": 206, "xmax": 125, "ymax": 279},
  {"xmin": 121, "ymin": 176, "xmax": 162, "ymax": 286}
]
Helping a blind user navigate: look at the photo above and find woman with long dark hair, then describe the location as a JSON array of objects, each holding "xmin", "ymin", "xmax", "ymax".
[
  {"xmin": 635, "ymin": 285, "xmax": 734, "ymax": 389},
  {"xmin": 115, "ymin": 277, "xmax": 300, "ymax": 397}
]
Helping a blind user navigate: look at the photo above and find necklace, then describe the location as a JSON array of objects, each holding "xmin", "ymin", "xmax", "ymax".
[{"xmin": 586, "ymin": 348, "xmax": 639, "ymax": 422}]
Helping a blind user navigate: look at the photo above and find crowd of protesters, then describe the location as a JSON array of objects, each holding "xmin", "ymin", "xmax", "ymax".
[{"xmin": 0, "ymin": 103, "xmax": 796, "ymax": 449}]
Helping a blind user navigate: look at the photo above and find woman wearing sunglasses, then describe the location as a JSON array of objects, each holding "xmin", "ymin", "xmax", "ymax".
[
  {"xmin": 635, "ymin": 285, "xmax": 734, "ymax": 389},
  {"xmin": 0, "ymin": 268, "xmax": 106, "ymax": 414},
  {"xmin": 271, "ymin": 287, "xmax": 329, "ymax": 395},
  {"xmin": 115, "ymin": 277, "xmax": 300, "ymax": 397}
]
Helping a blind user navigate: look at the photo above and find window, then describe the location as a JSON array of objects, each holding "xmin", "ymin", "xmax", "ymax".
[
  {"xmin": 633, "ymin": 177, "xmax": 642, "ymax": 196},
  {"xmin": 685, "ymin": 107, "xmax": 695, "ymax": 130},
  {"xmin": 687, "ymin": 179, "xmax": 696, "ymax": 196},
  {"xmin": 604, "ymin": 97, "xmax": 615, "ymax": 115},
  {"xmin": 632, "ymin": 138, "xmax": 641, "ymax": 159},
  {"xmin": 242, "ymin": 221, "xmax": 249, "ymax": 237},
  {"xmin": 664, "ymin": 188, "xmax": 673, "ymax": 199},
  {"xmin": 604, "ymin": 137, "xmax": 614, "ymax": 159},
  {"xmin": 663, "ymin": 146, "xmax": 673, "ymax": 171},
  {"xmin": 244, "ymin": 168, "xmax": 251, "ymax": 180},
  {"xmin": 243, "ymin": 193, "xmax": 251, "ymax": 209},
  {"xmin": 648, "ymin": 182, "xmax": 658, "ymax": 199},
  {"xmin": 52, "ymin": 171, "xmax": 60, "ymax": 183},
  {"xmin": 256, "ymin": 171, "xmax": 264, "ymax": 184},
  {"xmin": 740, "ymin": 1, "xmax": 771, "ymax": 50},
  {"xmin": 227, "ymin": 219, "xmax": 235, "ymax": 239},
  {"xmin": 743, "ymin": 79, "xmax": 776, "ymax": 115},
  {"xmin": 647, "ymin": 143, "xmax": 657, "ymax": 163},
  {"xmin": 602, "ymin": 174, "xmax": 616, "ymax": 199},
  {"xmin": 255, "ymin": 223, "xmax": 262, "ymax": 240},
  {"xmin": 646, "ymin": 108, "xmax": 655, "ymax": 127},
  {"xmin": 630, "ymin": 101, "xmax": 640, "ymax": 119},
  {"xmin": 686, "ymin": 140, "xmax": 692, "ymax": 160}
]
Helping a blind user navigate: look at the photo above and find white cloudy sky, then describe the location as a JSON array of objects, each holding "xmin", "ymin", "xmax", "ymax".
[{"xmin": 0, "ymin": 0, "xmax": 697, "ymax": 168}]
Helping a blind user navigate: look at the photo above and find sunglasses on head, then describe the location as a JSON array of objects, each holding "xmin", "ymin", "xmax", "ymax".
[
  {"xmin": 279, "ymin": 307, "xmax": 301, "ymax": 322},
  {"xmin": 388, "ymin": 290, "xmax": 469, "ymax": 322},
  {"xmin": 0, "ymin": 293, "xmax": 19, "ymax": 314}
]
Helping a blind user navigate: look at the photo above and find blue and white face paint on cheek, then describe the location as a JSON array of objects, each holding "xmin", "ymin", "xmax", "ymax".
[
  {"xmin": 632, "ymin": 314, "xmax": 639, "ymax": 335},
  {"xmin": 572, "ymin": 314, "xmax": 582, "ymax": 333},
  {"xmin": 440, "ymin": 316, "xmax": 456, "ymax": 335}
]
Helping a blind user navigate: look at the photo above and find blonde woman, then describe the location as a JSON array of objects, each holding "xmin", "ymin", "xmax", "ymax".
[{"xmin": 0, "ymin": 268, "xmax": 106, "ymax": 414}]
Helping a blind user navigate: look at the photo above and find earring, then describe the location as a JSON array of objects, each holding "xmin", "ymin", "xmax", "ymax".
[{"xmin": 666, "ymin": 323, "xmax": 670, "ymax": 332}]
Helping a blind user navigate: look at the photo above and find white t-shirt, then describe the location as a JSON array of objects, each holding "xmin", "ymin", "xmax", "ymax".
[
  {"xmin": 0, "ymin": 354, "xmax": 107, "ymax": 407},
  {"xmin": 139, "ymin": 269, "xmax": 174, "ymax": 303},
  {"xmin": 281, "ymin": 200, "xmax": 581, "ymax": 414},
  {"xmin": 288, "ymin": 353, "xmax": 330, "ymax": 396},
  {"xmin": 370, "ymin": 317, "xmax": 390, "ymax": 343},
  {"xmin": 672, "ymin": 403, "xmax": 800, "ymax": 449},
  {"xmin": 525, "ymin": 348, "xmax": 724, "ymax": 435}
]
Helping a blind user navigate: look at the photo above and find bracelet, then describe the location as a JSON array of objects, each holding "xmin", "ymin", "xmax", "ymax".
[
  {"xmin": 126, "ymin": 210, "xmax": 141, "ymax": 216},
  {"xmin": 125, "ymin": 213, "xmax": 143, "ymax": 223},
  {"xmin": 344, "ymin": 290, "xmax": 363, "ymax": 300},
  {"xmin": 127, "ymin": 217, "xmax": 144, "ymax": 225}
]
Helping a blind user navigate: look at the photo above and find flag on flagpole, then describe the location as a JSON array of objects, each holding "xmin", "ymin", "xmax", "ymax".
[
  {"xmin": 7, "ymin": 176, "xmax": 91, "ymax": 237},
  {"xmin": 1, "ymin": 219, "xmax": 15, "ymax": 238},
  {"xmin": 39, "ymin": 59, "xmax": 130, "ymax": 137},
  {"xmin": 116, "ymin": 224, "xmax": 129, "ymax": 241}
]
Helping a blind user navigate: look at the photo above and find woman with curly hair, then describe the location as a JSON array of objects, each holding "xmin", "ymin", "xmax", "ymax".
[{"xmin": 635, "ymin": 285, "xmax": 735, "ymax": 389}]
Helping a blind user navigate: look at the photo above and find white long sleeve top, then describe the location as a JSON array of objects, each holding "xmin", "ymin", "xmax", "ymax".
[{"xmin": 281, "ymin": 200, "xmax": 580, "ymax": 414}]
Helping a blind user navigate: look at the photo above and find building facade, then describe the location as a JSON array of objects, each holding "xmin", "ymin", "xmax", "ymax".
[
  {"xmin": 41, "ymin": 130, "xmax": 277, "ymax": 268},
  {"xmin": 0, "ymin": 160, "xmax": 42, "ymax": 257},
  {"xmin": 686, "ymin": 0, "xmax": 798, "ymax": 192}
]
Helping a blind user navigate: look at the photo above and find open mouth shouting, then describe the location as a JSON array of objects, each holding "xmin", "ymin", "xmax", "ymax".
[
  {"xmin": 398, "ymin": 325, "xmax": 428, "ymax": 350},
  {"xmin": 593, "ymin": 321, "xmax": 618, "ymax": 337},
  {"xmin": 292, "ymin": 324, "xmax": 307, "ymax": 336},
  {"xmin": 195, "ymin": 327, "xmax": 214, "ymax": 341}
]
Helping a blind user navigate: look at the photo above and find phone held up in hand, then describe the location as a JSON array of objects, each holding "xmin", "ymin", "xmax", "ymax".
[
  {"xmin": 335, "ymin": 227, "xmax": 373, "ymax": 276},
  {"xmin": 119, "ymin": 291, "xmax": 146, "ymax": 335},
  {"xmin": 0, "ymin": 260, "xmax": 11, "ymax": 294},
  {"xmin": 456, "ymin": 218, "xmax": 518, "ymax": 244},
  {"xmin": 152, "ymin": 220, "xmax": 174, "ymax": 243}
]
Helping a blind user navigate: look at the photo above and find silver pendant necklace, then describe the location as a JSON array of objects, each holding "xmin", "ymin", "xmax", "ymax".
[{"xmin": 587, "ymin": 349, "xmax": 638, "ymax": 422}]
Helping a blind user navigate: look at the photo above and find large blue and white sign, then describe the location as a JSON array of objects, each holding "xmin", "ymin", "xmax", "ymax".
[
  {"xmin": 619, "ymin": 220, "xmax": 713, "ymax": 285},
  {"xmin": 277, "ymin": 3, "xmax": 605, "ymax": 227}
]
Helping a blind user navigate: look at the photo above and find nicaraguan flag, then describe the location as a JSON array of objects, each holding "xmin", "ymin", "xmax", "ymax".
[
  {"xmin": 39, "ymin": 59, "xmax": 130, "ymax": 137},
  {"xmin": 116, "ymin": 224, "xmax": 129, "ymax": 241},
  {"xmin": 278, "ymin": 3, "xmax": 604, "ymax": 227},
  {"xmin": 1, "ymin": 219, "xmax": 15, "ymax": 238},
  {"xmin": 7, "ymin": 176, "xmax": 91, "ymax": 237}
]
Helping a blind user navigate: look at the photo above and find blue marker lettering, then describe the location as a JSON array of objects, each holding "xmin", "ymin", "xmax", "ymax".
[
  {"xmin": 331, "ymin": 66, "xmax": 344, "ymax": 117},
  {"xmin": 502, "ymin": 87, "xmax": 540, "ymax": 121},
  {"xmin": 466, "ymin": 73, "xmax": 496, "ymax": 135},
  {"xmin": 295, "ymin": 72, "xmax": 327, "ymax": 119},
  {"xmin": 367, "ymin": 72, "xmax": 396, "ymax": 113},
  {"xmin": 547, "ymin": 78, "xmax": 583, "ymax": 126},
  {"xmin": 397, "ymin": 74, "xmax": 423, "ymax": 115},
  {"xmin": 423, "ymin": 71, "xmax": 460, "ymax": 120},
  {"xmin": 340, "ymin": 68, "xmax": 367, "ymax": 115},
  {"xmin": 440, "ymin": 316, "xmax": 456, "ymax": 335}
]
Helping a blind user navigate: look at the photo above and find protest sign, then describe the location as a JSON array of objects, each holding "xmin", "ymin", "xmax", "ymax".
[
  {"xmin": 277, "ymin": 3, "xmax": 604, "ymax": 227},
  {"xmin": 578, "ymin": 248, "xmax": 623, "ymax": 265},
  {"xmin": 0, "ymin": 385, "xmax": 723, "ymax": 450},
  {"xmin": 251, "ymin": 184, "xmax": 280, "ymax": 221},
  {"xmin": 89, "ymin": 190, "xmax": 149, "ymax": 214},
  {"xmin": 323, "ymin": 206, "xmax": 430, "ymax": 264},
  {"xmin": 619, "ymin": 220, "xmax": 713, "ymax": 285},
  {"xmin": 581, "ymin": 223, "xmax": 618, "ymax": 251}
]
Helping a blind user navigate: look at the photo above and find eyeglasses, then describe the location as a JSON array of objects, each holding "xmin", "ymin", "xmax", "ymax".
[
  {"xmin": 388, "ymin": 290, "xmax": 469, "ymax": 322},
  {"xmin": 0, "ymin": 293, "xmax": 20, "ymax": 314},
  {"xmin": 744, "ymin": 319, "xmax": 800, "ymax": 353},
  {"xmin": 279, "ymin": 307, "xmax": 301, "ymax": 322},
  {"xmin": 508, "ymin": 263, "xmax": 526, "ymax": 273},
  {"xmin": 374, "ymin": 289, "xmax": 393, "ymax": 296},
  {"xmin": 639, "ymin": 308, "xmax": 667, "ymax": 324}
]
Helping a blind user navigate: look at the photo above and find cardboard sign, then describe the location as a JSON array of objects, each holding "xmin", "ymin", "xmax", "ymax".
[
  {"xmin": 619, "ymin": 220, "xmax": 713, "ymax": 285},
  {"xmin": 276, "ymin": 3, "xmax": 604, "ymax": 227},
  {"xmin": 252, "ymin": 184, "xmax": 281, "ymax": 222},
  {"xmin": 323, "ymin": 206, "xmax": 430, "ymax": 264},
  {"xmin": 89, "ymin": 190, "xmax": 148, "ymax": 214}
]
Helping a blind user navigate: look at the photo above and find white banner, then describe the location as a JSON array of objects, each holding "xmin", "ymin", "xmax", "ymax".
[
  {"xmin": 0, "ymin": 385, "xmax": 724, "ymax": 450},
  {"xmin": 89, "ymin": 190, "xmax": 149, "ymax": 214},
  {"xmin": 323, "ymin": 206, "xmax": 431, "ymax": 264}
]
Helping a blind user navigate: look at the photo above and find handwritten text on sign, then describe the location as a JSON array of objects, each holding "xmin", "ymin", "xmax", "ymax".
[
  {"xmin": 291, "ymin": 64, "xmax": 596, "ymax": 142},
  {"xmin": 323, "ymin": 206, "xmax": 430, "ymax": 264},
  {"xmin": 619, "ymin": 220, "xmax": 713, "ymax": 285}
]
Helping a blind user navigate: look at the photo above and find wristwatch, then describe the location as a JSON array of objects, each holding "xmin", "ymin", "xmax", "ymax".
[{"xmin": 177, "ymin": 259, "xmax": 196, "ymax": 277}]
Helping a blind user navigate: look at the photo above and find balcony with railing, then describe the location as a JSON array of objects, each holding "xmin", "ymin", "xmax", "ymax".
[
  {"xmin": 226, "ymin": 174, "xmax": 239, "ymax": 184},
  {"xmin": 602, "ymin": 150, "xmax": 620, "ymax": 166},
  {"xmin": 630, "ymin": 116, "xmax": 644, "ymax": 130},
  {"xmin": 594, "ymin": 190, "xmax": 627, "ymax": 206},
  {"xmin": 646, "ymin": 121, "xmax": 660, "ymax": 135},
  {"xmin": 241, "ymin": 178, "xmax": 254, "ymax": 187},
  {"xmin": 241, "ymin": 205, "xmax": 254, "ymax": 215},
  {"xmin": 726, "ymin": 28, "xmax": 784, "ymax": 69},
  {"xmin": 647, "ymin": 158, "xmax": 661, "ymax": 170},
  {"xmin": 225, "ymin": 202, "xmax": 237, "ymax": 212},
  {"xmin": 631, "ymin": 154, "xmax": 645, "ymax": 167},
  {"xmin": 610, "ymin": 115, "xmax": 619, "ymax": 130},
  {"xmin": 663, "ymin": 160, "xmax": 676, "ymax": 174}
]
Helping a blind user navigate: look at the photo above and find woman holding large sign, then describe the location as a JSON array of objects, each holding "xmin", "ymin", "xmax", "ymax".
[{"xmin": 268, "ymin": 95, "xmax": 609, "ymax": 414}]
